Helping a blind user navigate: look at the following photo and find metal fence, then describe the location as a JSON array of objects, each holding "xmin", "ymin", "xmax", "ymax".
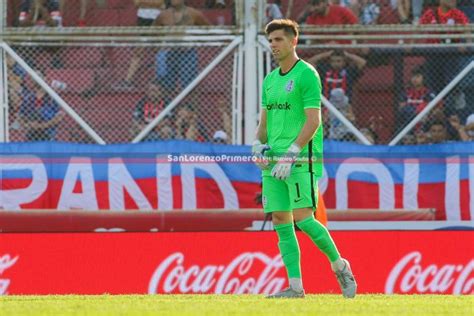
[
  {"xmin": 3, "ymin": 39, "xmax": 241, "ymax": 144},
  {"xmin": 1, "ymin": 1, "xmax": 474, "ymax": 145}
]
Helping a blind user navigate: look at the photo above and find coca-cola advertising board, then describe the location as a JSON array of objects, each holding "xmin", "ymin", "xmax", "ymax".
[{"xmin": 0, "ymin": 231, "xmax": 472, "ymax": 295}]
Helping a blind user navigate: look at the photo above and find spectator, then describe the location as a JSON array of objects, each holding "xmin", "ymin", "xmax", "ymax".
[
  {"xmin": 427, "ymin": 120, "xmax": 449, "ymax": 144},
  {"xmin": 19, "ymin": 0, "xmax": 62, "ymax": 27},
  {"xmin": 153, "ymin": 0, "xmax": 210, "ymax": 94},
  {"xmin": 7, "ymin": 58, "xmax": 26, "ymax": 115},
  {"xmin": 263, "ymin": 1, "xmax": 295, "ymax": 23},
  {"xmin": 358, "ymin": 0, "xmax": 380, "ymax": 25},
  {"xmin": 463, "ymin": 114, "xmax": 474, "ymax": 141},
  {"xmin": 18, "ymin": 0, "xmax": 64, "ymax": 69},
  {"xmin": 401, "ymin": 133, "xmax": 417, "ymax": 145},
  {"xmin": 398, "ymin": 66, "xmax": 436, "ymax": 128},
  {"xmin": 360, "ymin": 127, "xmax": 377, "ymax": 144},
  {"xmin": 420, "ymin": 0, "xmax": 470, "ymax": 95},
  {"xmin": 212, "ymin": 130, "xmax": 228, "ymax": 144},
  {"xmin": 264, "ymin": 1, "xmax": 284, "ymax": 24},
  {"xmin": 415, "ymin": 130, "xmax": 430, "ymax": 144},
  {"xmin": 113, "ymin": 0, "xmax": 166, "ymax": 91},
  {"xmin": 131, "ymin": 81, "xmax": 172, "ymax": 141},
  {"xmin": 448, "ymin": 114, "xmax": 472, "ymax": 141},
  {"xmin": 216, "ymin": 97, "xmax": 232, "ymax": 140},
  {"xmin": 397, "ymin": 0, "xmax": 411, "ymax": 24},
  {"xmin": 174, "ymin": 105, "xmax": 208, "ymax": 142},
  {"xmin": 19, "ymin": 76, "xmax": 64, "ymax": 141},
  {"xmin": 304, "ymin": 0, "xmax": 358, "ymax": 25},
  {"xmin": 308, "ymin": 49, "xmax": 366, "ymax": 101},
  {"xmin": 331, "ymin": 0, "xmax": 359, "ymax": 17},
  {"xmin": 327, "ymin": 88, "xmax": 357, "ymax": 140}
]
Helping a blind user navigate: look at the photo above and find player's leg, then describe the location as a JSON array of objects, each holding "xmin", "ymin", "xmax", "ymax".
[
  {"xmin": 289, "ymin": 173, "xmax": 357, "ymax": 298},
  {"xmin": 262, "ymin": 176, "xmax": 304, "ymax": 298}
]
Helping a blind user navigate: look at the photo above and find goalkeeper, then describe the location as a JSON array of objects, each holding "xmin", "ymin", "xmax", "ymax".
[{"xmin": 252, "ymin": 19, "xmax": 357, "ymax": 299}]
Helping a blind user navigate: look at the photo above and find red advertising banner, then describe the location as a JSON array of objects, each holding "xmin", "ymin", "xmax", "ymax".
[{"xmin": 0, "ymin": 231, "xmax": 473, "ymax": 295}]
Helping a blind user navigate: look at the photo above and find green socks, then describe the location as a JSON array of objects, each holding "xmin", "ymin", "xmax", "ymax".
[
  {"xmin": 274, "ymin": 222, "xmax": 301, "ymax": 279},
  {"xmin": 296, "ymin": 215, "xmax": 341, "ymax": 262}
]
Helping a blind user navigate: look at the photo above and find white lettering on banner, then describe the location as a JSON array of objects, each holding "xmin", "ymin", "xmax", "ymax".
[
  {"xmin": 0, "ymin": 156, "xmax": 47, "ymax": 210},
  {"xmin": 445, "ymin": 156, "xmax": 460, "ymax": 221},
  {"xmin": 403, "ymin": 159, "xmax": 419, "ymax": 210},
  {"xmin": 109, "ymin": 158, "xmax": 152, "ymax": 211},
  {"xmin": 58, "ymin": 157, "xmax": 98, "ymax": 210},
  {"xmin": 180, "ymin": 160, "xmax": 239, "ymax": 210},
  {"xmin": 156, "ymin": 157, "xmax": 173, "ymax": 211},
  {"xmin": 385, "ymin": 251, "xmax": 474, "ymax": 294},
  {"xmin": 0, "ymin": 254, "xmax": 19, "ymax": 295},
  {"xmin": 148, "ymin": 252, "xmax": 285, "ymax": 294},
  {"xmin": 335, "ymin": 158, "xmax": 395, "ymax": 210}
]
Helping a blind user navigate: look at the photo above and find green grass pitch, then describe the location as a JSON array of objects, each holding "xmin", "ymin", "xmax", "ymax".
[{"xmin": 1, "ymin": 294, "xmax": 472, "ymax": 315}]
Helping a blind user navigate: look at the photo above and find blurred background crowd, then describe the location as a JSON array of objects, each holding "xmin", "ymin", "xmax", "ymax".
[{"xmin": 4, "ymin": 0, "xmax": 474, "ymax": 145}]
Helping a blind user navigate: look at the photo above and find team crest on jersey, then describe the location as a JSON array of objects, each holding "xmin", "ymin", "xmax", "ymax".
[{"xmin": 285, "ymin": 80, "xmax": 294, "ymax": 92}]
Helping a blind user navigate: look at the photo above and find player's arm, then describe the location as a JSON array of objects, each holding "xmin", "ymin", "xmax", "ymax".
[
  {"xmin": 293, "ymin": 108, "xmax": 320, "ymax": 149},
  {"xmin": 255, "ymin": 109, "xmax": 267, "ymax": 144},
  {"xmin": 252, "ymin": 79, "xmax": 270, "ymax": 170}
]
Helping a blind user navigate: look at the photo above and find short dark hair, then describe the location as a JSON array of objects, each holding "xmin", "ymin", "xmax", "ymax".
[
  {"xmin": 429, "ymin": 120, "xmax": 446, "ymax": 130},
  {"xmin": 411, "ymin": 66, "xmax": 424, "ymax": 77},
  {"xmin": 311, "ymin": 0, "xmax": 328, "ymax": 4},
  {"xmin": 331, "ymin": 49, "xmax": 345, "ymax": 58},
  {"xmin": 265, "ymin": 19, "xmax": 299, "ymax": 38}
]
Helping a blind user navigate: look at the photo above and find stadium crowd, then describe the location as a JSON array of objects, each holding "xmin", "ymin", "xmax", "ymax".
[{"xmin": 5, "ymin": 0, "xmax": 474, "ymax": 145}]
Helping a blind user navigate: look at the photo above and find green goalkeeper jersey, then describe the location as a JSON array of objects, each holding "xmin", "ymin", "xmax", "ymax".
[{"xmin": 261, "ymin": 59, "xmax": 323, "ymax": 177}]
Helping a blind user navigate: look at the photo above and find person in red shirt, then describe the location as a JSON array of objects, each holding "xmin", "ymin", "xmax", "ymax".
[
  {"xmin": 398, "ymin": 66, "xmax": 437, "ymax": 130},
  {"xmin": 305, "ymin": 0, "xmax": 358, "ymax": 25},
  {"xmin": 420, "ymin": 0, "xmax": 469, "ymax": 29},
  {"xmin": 302, "ymin": 0, "xmax": 358, "ymax": 44},
  {"xmin": 419, "ymin": 0, "xmax": 470, "ymax": 103}
]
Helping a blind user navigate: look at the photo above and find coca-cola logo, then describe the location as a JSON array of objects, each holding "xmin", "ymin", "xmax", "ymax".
[
  {"xmin": 385, "ymin": 251, "xmax": 474, "ymax": 294},
  {"xmin": 148, "ymin": 252, "xmax": 285, "ymax": 294},
  {"xmin": 0, "ymin": 254, "xmax": 19, "ymax": 295}
]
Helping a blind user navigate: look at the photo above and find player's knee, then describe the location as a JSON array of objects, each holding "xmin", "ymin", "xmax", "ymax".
[
  {"xmin": 272, "ymin": 211, "xmax": 292, "ymax": 225},
  {"xmin": 292, "ymin": 208, "xmax": 314, "ymax": 223}
]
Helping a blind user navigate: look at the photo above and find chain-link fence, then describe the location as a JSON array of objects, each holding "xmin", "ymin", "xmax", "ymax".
[
  {"xmin": 4, "ymin": 38, "xmax": 474, "ymax": 145},
  {"xmin": 5, "ymin": 40, "xmax": 240, "ymax": 144},
  {"xmin": 258, "ymin": 27, "xmax": 474, "ymax": 145},
  {"xmin": 6, "ymin": 0, "xmax": 238, "ymax": 28},
  {"xmin": 2, "ymin": 0, "xmax": 474, "ymax": 145}
]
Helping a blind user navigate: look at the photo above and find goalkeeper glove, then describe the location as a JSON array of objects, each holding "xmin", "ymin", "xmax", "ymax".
[
  {"xmin": 271, "ymin": 143, "xmax": 301, "ymax": 180},
  {"xmin": 252, "ymin": 140, "xmax": 271, "ymax": 170}
]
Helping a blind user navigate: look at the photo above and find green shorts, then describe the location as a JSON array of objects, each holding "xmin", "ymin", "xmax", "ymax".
[{"xmin": 262, "ymin": 172, "xmax": 319, "ymax": 213}]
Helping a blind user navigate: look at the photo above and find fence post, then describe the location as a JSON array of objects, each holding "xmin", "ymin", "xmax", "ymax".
[{"xmin": 243, "ymin": 0, "xmax": 258, "ymax": 145}]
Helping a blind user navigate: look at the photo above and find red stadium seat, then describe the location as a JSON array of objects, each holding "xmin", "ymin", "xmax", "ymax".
[{"xmin": 89, "ymin": 9, "xmax": 120, "ymax": 26}]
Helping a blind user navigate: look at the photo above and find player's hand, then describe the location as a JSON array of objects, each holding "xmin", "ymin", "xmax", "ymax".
[
  {"xmin": 271, "ymin": 143, "xmax": 301, "ymax": 180},
  {"xmin": 252, "ymin": 140, "xmax": 271, "ymax": 170}
]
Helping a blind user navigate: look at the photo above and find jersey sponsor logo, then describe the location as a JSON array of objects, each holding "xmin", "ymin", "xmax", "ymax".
[
  {"xmin": 285, "ymin": 80, "xmax": 294, "ymax": 92},
  {"xmin": 266, "ymin": 102, "xmax": 291, "ymax": 111}
]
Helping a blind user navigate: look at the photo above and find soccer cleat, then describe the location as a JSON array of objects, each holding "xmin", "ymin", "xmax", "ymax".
[
  {"xmin": 334, "ymin": 258, "xmax": 357, "ymax": 298},
  {"xmin": 266, "ymin": 287, "xmax": 305, "ymax": 299}
]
